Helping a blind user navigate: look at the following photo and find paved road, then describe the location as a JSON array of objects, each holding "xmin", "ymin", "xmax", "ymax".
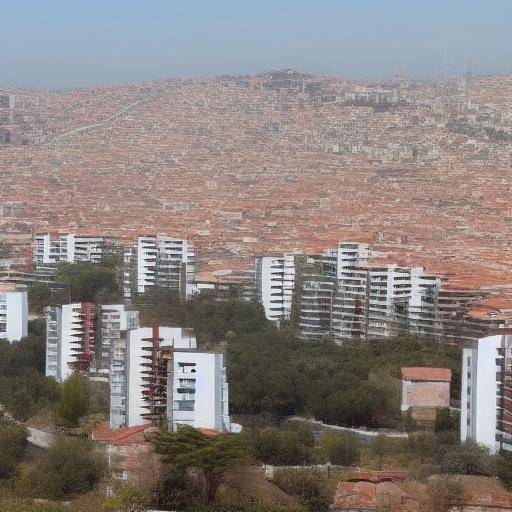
[
  {"xmin": 289, "ymin": 416, "xmax": 409, "ymax": 444},
  {"xmin": 26, "ymin": 427, "xmax": 55, "ymax": 449},
  {"xmin": 1, "ymin": 403, "xmax": 54, "ymax": 449}
]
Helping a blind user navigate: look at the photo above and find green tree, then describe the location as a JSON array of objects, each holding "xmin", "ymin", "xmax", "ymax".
[
  {"xmin": 0, "ymin": 419, "xmax": 27, "ymax": 478},
  {"xmin": 319, "ymin": 432, "xmax": 360, "ymax": 466},
  {"xmin": 56, "ymin": 261, "xmax": 120, "ymax": 303},
  {"xmin": 102, "ymin": 484, "xmax": 149, "ymax": 512},
  {"xmin": 435, "ymin": 408, "xmax": 458, "ymax": 433},
  {"xmin": 248, "ymin": 427, "xmax": 313, "ymax": 466},
  {"xmin": 15, "ymin": 436, "xmax": 107, "ymax": 499},
  {"xmin": 272, "ymin": 468, "xmax": 330, "ymax": 512},
  {"xmin": 440, "ymin": 441, "xmax": 496, "ymax": 476},
  {"xmin": 27, "ymin": 283, "xmax": 68, "ymax": 315},
  {"xmin": 152, "ymin": 465, "xmax": 202, "ymax": 510},
  {"xmin": 151, "ymin": 426, "xmax": 251, "ymax": 502},
  {"xmin": 55, "ymin": 373, "xmax": 89, "ymax": 427}
]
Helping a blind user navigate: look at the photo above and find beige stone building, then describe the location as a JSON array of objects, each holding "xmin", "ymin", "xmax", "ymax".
[{"xmin": 400, "ymin": 367, "xmax": 451, "ymax": 424}]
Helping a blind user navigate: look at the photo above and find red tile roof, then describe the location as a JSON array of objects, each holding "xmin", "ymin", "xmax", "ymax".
[
  {"xmin": 92, "ymin": 421, "xmax": 154, "ymax": 445},
  {"xmin": 401, "ymin": 367, "xmax": 452, "ymax": 382}
]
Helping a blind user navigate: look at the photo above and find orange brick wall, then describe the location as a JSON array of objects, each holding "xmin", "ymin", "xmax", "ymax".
[{"xmin": 402, "ymin": 380, "xmax": 450, "ymax": 409}]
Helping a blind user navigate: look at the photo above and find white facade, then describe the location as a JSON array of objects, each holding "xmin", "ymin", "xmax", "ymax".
[
  {"xmin": 0, "ymin": 286, "xmax": 28, "ymax": 342},
  {"xmin": 123, "ymin": 326, "xmax": 233, "ymax": 432},
  {"xmin": 34, "ymin": 233, "xmax": 113, "ymax": 269},
  {"xmin": 45, "ymin": 303, "xmax": 92, "ymax": 382},
  {"xmin": 171, "ymin": 352, "xmax": 231, "ymax": 432},
  {"xmin": 127, "ymin": 235, "xmax": 195, "ymax": 298},
  {"xmin": 103, "ymin": 305, "xmax": 140, "ymax": 428},
  {"xmin": 461, "ymin": 335, "xmax": 507, "ymax": 453},
  {"xmin": 45, "ymin": 303, "xmax": 136, "ymax": 384},
  {"xmin": 256, "ymin": 253, "xmax": 297, "ymax": 322},
  {"xmin": 256, "ymin": 240, "xmax": 461, "ymax": 344},
  {"xmin": 336, "ymin": 241, "xmax": 370, "ymax": 279},
  {"xmin": 125, "ymin": 327, "xmax": 197, "ymax": 428}
]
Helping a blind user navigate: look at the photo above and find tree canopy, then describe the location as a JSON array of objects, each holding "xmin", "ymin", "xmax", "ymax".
[
  {"xmin": 151, "ymin": 426, "xmax": 252, "ymax": 501},
  {"xmin": 15, "ymin": 436, "xmax": 107, "ymax": 500},
  {"xmin": 55, "ymin": 373, "xmax": 90, "ymax": 428},
  {"xmin": 55, "ymin": 261, "xmax": 120, "ymax": 303},
  {"xmin": 0, "ymin": 322, "xmax": 59, "ymax": 421},
  {"xmin": 228, "ymin": 329, "xmax": 460, "ymax": 428}
]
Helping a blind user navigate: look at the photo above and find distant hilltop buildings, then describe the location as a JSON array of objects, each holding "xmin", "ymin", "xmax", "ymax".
[
  {"xmin": 22, "ymin": 231, "xmax": 512, "ymax": 347},
  {"xmin": 255, "ymin": 241, "xmax": 511, "ymax": 345},
  {"xmin": 33, "ymin": 232, "xmax": 196, "ymax": 301},
  {"xmin": 2, "ymin": 72, "xmax": 512, "ymax": 301}
]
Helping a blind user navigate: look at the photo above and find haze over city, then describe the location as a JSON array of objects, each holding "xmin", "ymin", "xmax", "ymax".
[{"xmin": 2, "ymin": 0, "xmax": 512, "ymax": 88}]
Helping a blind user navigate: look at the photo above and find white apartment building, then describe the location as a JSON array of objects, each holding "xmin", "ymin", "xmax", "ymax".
[
  {"xmin": 332, "ymin": 242, "xmax": 371, "ymax": 343},
  {"xmin": 170, "ymin": 351, "xmax": 231, "ymax": 432},
  {"xmin": 461, "ymin": 333, "xmax": 512, "ymax": 453},
  {"xmin": 34, "ymin": 233, "xmax": 114, "ymax": 270},
  {"xmin": 365, "ymin": 265, "xmax": 414, "ymax": 339},
  {"xmin": 124, "ymin": 235, "xmax": 195, "ymax": 300},
  {"xmin": 296, "ymin": 253, "xmax": 336, "ymax": 342},
  {"xmin": 45, "ymin": 303, "xmax": 137, "ymax": 383},
  {"xmin": 125, "ymin": 326, "xmax": 197, "ymax": 428},
  {"xmin": 256, "ymin": 241, "xmax": 460, "ymax": 344},
  {"xmin": 336, "ymin": 241, "xmax": 370, "ymax": 279},
  {"xmin": 408, "ymin": 269, "xmax": 441, "ymax": 337},
  {"xmin": 45, "ymin": 303, "xmax": 96, "ymax": 382},
  {"xmin": 123, "ymin": 326, "xmax": 233, "ymax": 433},
  {"xmin": 255, "ymin": 253, "xmax": 297, "ymax": 323},
  {"xmin": 0, "ymin": 285, "xmax": 28, "ymax": 342}
]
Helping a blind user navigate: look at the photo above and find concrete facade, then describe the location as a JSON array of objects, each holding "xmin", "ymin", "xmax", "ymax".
[
  {"xmin": 460, "ymin": 335, "xmax": 504, "ymax": 452},
  {"xmin": 0, "ymin": 285, "xmax": 28, "ymax": 342}
]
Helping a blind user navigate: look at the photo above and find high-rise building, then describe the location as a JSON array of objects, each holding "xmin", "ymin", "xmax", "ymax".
[
  {"xmin": 34, "ymin": 233, "xmax": 116, "ymax": 271},
  {"xmin": 294, "ymin": 253, "xmax": 336, "ymax": 342},
  {"xmin": 122, "ymin": 326, "xmax": 196, "ymax": 428},
  {"xmin": 461, "ymin": 333, "xmax": 512, "ymax": 453},
  {"xmin": 121, "ymin": 325, "xmax": 232, "ymax": 432},
  {"xmin": 0, "ymin": 284, "xmax": 28, "ymax": 342},
  {"xmin": 45, "ymin": 303, "xmax": 138, "ymax": 383},
  {"xmin": 256, "ymin": 240, "xmax": 506, "ymax": 344},
  {"xmin": 255, "ymin": 252, "xmax": 297, "ymax": 324},
  {"xmin": 170, "ymin": 351, "xmax": 231, "ymax": 432},
  {"xmin": 124, "ymin": 235, "xmax": 195, "ymax": 301}
]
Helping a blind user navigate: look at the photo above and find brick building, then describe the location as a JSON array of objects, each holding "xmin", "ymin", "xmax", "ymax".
[{"xmin": 400, "ymin": 367, "xmax": 451, "ymax": 424}]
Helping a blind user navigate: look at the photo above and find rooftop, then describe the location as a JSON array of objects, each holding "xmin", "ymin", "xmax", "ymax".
[{"xmin": 401, "ymin": 367, "xmax": 452, "ymax": 382}]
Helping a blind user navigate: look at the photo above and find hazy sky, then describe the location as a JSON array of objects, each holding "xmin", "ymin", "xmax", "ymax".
[{"xmin": 2, "ymin": 0, "xmax": 511, "ymax": 88}]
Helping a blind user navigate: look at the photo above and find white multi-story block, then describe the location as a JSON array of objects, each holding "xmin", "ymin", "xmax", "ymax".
[
  {"xmin": 124, "ymin": 235, "xmax": 195, "ymax": 300},
  {"xmin": 45, "ymin": 303, "xmax": 138, "ymax": 384},
  {"xmin": 0, "ymin": 284, "xmax": 28, "ymax": 342},
  {"xmin": 256, "ymin": 240, "xmax": 487, "ymax": 345},
  {"xmin": 45, "ymin": 302, "xmax": 96, "ymax": 382},
  {"xmin": 125, "ymin": 326, "xmax": 197, "ymax": 428},
  {"xmin": 336, "ymin": 241, "xmax": 370, "ymax": 279},
  {"xmin": 461, "ymin": 333, "xmax": 512, "ymax": 453},
  {"xmin": 255, "ymin": 253, "xmax": 297, "ymax": 323},
  {"xmin": 170, "ymin": 351, "xmax": 231, "ymax": 432},
  {"xmin": 34, "ymin": 233, "xmax": 115, "ymax": 270},
  {"xmin": 123, "ymin": 326, "xmax": 233, "ymax": 433}
]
